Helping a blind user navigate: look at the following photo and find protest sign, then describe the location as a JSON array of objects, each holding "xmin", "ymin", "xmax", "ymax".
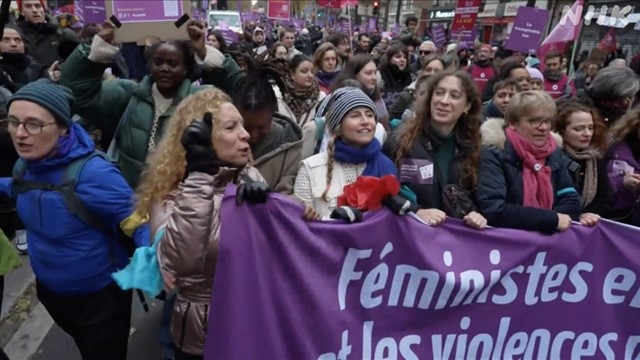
[
  {"xmin": 367, "ymin": 18, "xmax": 377, "ymax": 32},
  {"xmin": 431, "ymin": 24, "xmax": 447, "ymax": 49},
  {"xmin": 505, "ymin": 6, "xmax": 550, "ymax": 54},
  {"xmin": 450, "ymin": 0, "xmax": 480, "ymax": 44},
  {"xmin": 267, "ymin": 0, "xmax": 290, "ymax": 20},
  {"xmin": 106, "ymin": 0, "xmax": 192, "ymax": 44},
  {"xmin": 74, "ymin": 0, "xmax": 106, "ymax": 24},
  {"xmin": 205, "ymin": 186, "xmax": 640, "ymax": 359}
]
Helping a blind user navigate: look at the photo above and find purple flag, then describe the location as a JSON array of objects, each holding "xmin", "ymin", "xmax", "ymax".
[
  {"xmin": 205, "ymin": 186, "xmax": 640, "ymax": 359},
  {"xmin": 504, "ymin": 6, "xmax": 550, "ymax": 54}
]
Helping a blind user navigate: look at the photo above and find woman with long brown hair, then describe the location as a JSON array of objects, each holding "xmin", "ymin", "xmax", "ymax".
[
  {"xmin": 383, "ymin": 70, "xmax": 487, "ymax": 229},
  {"xmin": 554, "ymin": 100, "xmax": 613, "ymax": 225}
]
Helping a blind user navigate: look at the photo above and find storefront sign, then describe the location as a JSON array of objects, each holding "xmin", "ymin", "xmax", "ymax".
[
  {"xmin": 430, "ymin": 9, "xmax": 455, "ymax": 20},
  {"xmin": 478, "ymin": 2, "xmax": 498, "ymax": 18}
]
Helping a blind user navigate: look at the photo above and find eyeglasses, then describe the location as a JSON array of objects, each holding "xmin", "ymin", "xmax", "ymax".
[
  {"xmin": 1, "ymin": 119, "xmax": 56, "ymax": 135},
  {"xmin": 527, "ymin": 118, "xmax": 553, "ymax": 128},
  {"xmin": 419, "ymin": 50, "xmax": 432, "ymax": 55}
]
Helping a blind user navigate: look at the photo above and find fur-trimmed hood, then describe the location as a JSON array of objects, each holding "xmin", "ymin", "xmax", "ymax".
[{"xmin": 480, "ymin": 117, "xmax": 563, "ymax": 149}]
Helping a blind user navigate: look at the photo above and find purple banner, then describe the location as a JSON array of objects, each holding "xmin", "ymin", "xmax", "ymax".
[
  {"xmin": 504, "ymin": 6, "xmax": 550, "ymax": 54},
  {"xmin": 205, "ymin": 186, "xmax": 640, "ymax": 359},
  {"xmin": 111, "ymin": 0, "xmax": 183, "ymax": 23},
  {"xmin": 74, "ymin": 0, "xmax": 106, "ymax": 24},
  {"xmin": 431, "ymin": 24, "xmax": 447, "ymax": 49}
]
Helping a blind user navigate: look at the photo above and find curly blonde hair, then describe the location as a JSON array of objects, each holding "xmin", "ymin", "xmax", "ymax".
[{"xmin": 135, "ymin": 88, "xmax": 231, "ymax": 216}]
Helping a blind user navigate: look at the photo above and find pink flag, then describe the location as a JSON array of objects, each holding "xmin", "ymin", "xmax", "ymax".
[{"xmin": 537, "ymin": 0, "xmax": 583, "ymax": 69}]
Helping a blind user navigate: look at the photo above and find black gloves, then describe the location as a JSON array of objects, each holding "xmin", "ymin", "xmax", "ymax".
[
  {"xmin": 181, "ymin": 113, "xmax": 219, "ymax": 175},
  {"xmin": 236, "ymin": 179, "xmax": 271, "ymax": 204},
  {"xmin": 383, "ymin": 195, "xmax": 419, "ymax": 216},
  {"xmin": 330, "ymin": 206, "xmax": 363, "ymax": 224}
]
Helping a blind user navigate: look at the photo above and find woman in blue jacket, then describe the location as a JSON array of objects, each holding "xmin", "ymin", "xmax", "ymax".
[{"xmin": 0, "ymin": 79, "xmax": 149, "ymax": 360}]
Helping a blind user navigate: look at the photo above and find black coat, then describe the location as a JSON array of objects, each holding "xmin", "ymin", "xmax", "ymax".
[
  {"xmin": 565, "ymin": 153, "xmax": 614, "ymax": 217},
  {"xmin": 383, "ymin": 127, "xmax": 474, "ymax": 216},
  {"xmin": 476, "ymin": 138, "xmax": 582, "ymax": 234}
]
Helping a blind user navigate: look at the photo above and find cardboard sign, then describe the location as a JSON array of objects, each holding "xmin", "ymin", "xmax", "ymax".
[{"xmin": 105, "ymin": 0, "xmax": 192, "ymax": 44}]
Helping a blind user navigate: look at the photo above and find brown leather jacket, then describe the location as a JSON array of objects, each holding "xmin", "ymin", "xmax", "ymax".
[{"xmin": 156, "ymin": 167, "xmax": 264, "ymax": 355}]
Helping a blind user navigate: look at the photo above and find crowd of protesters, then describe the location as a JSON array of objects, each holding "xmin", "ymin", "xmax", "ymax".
[{"xmin": 1, "ymin": 1, "xmax": 640, "ymax": 360}]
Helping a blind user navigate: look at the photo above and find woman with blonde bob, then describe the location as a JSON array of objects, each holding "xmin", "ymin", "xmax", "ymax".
[
  {"xmin": 476, "ymin": 91, "xmax": 581, "ymax": 234},
  {"xmin": 136, "ymin": 88, "xmax": 270, "ymax": 360}
]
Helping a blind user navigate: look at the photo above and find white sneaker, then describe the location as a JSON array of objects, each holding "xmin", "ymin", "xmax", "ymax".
[{"xmin": 15, "ymin": 229, "xmax": 27, "ymax": 255}]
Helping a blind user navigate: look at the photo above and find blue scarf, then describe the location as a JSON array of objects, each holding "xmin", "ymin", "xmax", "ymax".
[{"xmin": 334, "ymin": 138, "xmax": 398, "ymax": 177}]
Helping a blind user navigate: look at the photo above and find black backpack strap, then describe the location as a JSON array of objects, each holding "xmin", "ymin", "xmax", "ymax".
[{"xmin": 60, "ymin": 152, "xmax": 114, "ymax": 235}]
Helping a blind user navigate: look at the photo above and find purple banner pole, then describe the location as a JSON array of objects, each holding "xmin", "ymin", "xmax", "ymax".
[{"xmin": 205, "ymin": 186, "xmax": 640, "ymax": 359}]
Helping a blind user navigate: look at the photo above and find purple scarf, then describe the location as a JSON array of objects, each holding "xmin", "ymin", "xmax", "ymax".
[{"xmin": 316, "ymin": 71, "xmax": 340, "ymax": 90}]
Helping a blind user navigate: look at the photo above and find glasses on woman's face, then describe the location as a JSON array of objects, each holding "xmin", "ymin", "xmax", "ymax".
[
  {"xmin": 1, "ymin": 118, "xmax": 56, "ymax": 135},
  {"xmin": 527, "ymin": 117, "xmax": 553, "ymax": 128}
]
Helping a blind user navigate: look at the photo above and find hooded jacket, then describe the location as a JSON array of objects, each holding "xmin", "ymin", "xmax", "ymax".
[
  {"xmin": 0, "ymin": 123, "xmax": 150, "ymax": 295},
  {"xmin": 476, "ymin": 119, "xmax": 581, "ymax": 233},
  {"xmin": 252, "ymin": 113, "xmax": 303, "ymax": 195}
]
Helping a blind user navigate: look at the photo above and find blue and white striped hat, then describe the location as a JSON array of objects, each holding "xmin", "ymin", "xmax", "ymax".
[{"xmin": 323, "ymin": 87, "xmax": 377, "ymax": 133}]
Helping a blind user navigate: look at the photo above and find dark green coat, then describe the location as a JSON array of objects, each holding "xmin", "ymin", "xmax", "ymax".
[{"xmin": 60, "ymin": 44, "xmax": 242, "ymax": 187}]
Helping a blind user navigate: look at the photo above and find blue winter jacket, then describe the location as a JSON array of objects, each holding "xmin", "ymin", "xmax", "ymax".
[{"xmin": 0, "ymin": 123, "xmax": 150, "ymax": 295}]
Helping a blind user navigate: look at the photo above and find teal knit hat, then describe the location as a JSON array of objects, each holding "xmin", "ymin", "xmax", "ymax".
[{"xmin": 8, "ymin": 79, "xmax": 75, "ymax": 126}]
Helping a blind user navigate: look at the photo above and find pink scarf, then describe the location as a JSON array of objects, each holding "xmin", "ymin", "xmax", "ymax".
[{"xmin": 505, "ymin": 127, "xmax": 557, "ymax": 210}]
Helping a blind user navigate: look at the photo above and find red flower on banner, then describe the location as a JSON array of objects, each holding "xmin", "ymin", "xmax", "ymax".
[{"xmin": 337, "ymin": 175, "xmax": 401, "ymax": 211}]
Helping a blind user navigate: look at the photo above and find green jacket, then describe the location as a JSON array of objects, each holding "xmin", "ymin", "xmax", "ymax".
[{"xmin": 60, "ymin": 44, "xmax": 242, "ymax": 188}]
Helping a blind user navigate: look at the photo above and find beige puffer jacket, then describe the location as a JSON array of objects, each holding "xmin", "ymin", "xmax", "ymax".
[{"xmin": 156, "ymin": 167, "xmax": 264, "ymax": 356}]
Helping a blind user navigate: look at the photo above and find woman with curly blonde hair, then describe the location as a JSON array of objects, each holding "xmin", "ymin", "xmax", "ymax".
[
  {"xmin": 383, "ymin": 70, "xmax": 487, "ymax": 229},
  {"xmin": 136, "ymin": 88, "xmax": 270, "ymax": 360}
]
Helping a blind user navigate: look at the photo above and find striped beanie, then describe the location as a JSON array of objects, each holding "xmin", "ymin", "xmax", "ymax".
[
  {"xmin": 325, "ymin": 87, "xmax": 377, "ymax": 133},
  {"xmin": 8, "ymin": 79, "xmax": 75, "ymax": 126}
]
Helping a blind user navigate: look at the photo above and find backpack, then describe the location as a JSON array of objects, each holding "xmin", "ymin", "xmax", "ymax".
[{"xmin": 11, "ymin": 151, "xmax": 150, "ymax": 310}]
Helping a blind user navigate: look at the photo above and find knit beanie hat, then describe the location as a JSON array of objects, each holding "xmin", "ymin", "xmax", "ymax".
[
  {"xmin": 8, "ymin": 79, "xmax": 75, "ymax": 126},
  {"xmin": 325, "ymin": 87, "xmax": 377, "ymax": 133},
  {"xmin": 527, "ymin": 67, "xmax": 544, "ymax": 84}
]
